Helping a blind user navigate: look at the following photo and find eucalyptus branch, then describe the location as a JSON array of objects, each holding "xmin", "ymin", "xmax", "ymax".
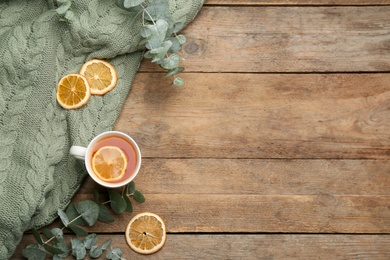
[
  {"xmin": 23, "ymin": 181, "xmax": 145, "ymax": 259},
  {"xmin": 118, "ymin": 0, "xmax": 187, "ymax": 86}
]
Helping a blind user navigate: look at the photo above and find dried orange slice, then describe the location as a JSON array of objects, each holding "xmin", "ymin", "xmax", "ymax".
[
  {"xmin": 56, "ymin": 74, "xmax": 91, "ymax": 109},
  {"xmin": 126, "ymin": 212, "xmax": 166, "ymax": 255},
  {"xmin": 92, "ymin": 146, "xmax": 127, "ymax": 182},
  {"xmin": 80, "ymin": 59, "xmax": 118, "ymax": 95}
]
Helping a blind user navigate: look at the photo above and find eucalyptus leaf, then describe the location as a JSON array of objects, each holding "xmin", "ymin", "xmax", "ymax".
[
  {"xmin": 76, "ymin": 200, "xmax": 100, "ymax": 226},
  {"xmin": 140, "ymin": 27, "xmax": 152, "ymax": 38},
  {"xmin": 84, "ymin": 233, "xmax": 98, "ymax": 249},
  {"xmin": 54, "ymin": 241, "xmax": 69, "ymax": 258},
  {"xmin": 42, "ymin": 228, "xmax": 53, "ymax": 240},
  {"xmin": 66, "ymin": 203, "xmax": 88, "ymax": 226},
  {"xmin": 68, "ymin": 224, "xmax": 88, "ymax": 237},
  {"xmin": 133, "ymin": 190, "xmax": 145, "ymax": 203},
  {"xmin": 176, "ymin": 34, "xmax": 186, "ymax": 45},
  {"xmin": 102, "ymin": 239, "xmax": 112, "ymax": 250},
  {"xmin": 22, "ymin": 247, "xmax": 46, "ymax": 260},
  {"xmin": 43, "ymin": 244, "xmax": 64, "ymax": 255},
  {"xmin": 167, "ymin": 37, "xmax": 181, "ymax": 52},
  {"xmin": 53, "ymin": 255, "xmax": 64, "ymax": 260},
  {"xmin": 26, "ymin": 243, "xmax": 40, "ymax": 249},
  {"xmin": 57, "ymin": 209, "xmax": 69, "ymax": 227},
  {"xmin": 124, "ymin": 195, "xmax": 133, "ymax": 213},
  {"xmin": 173, "ymin": 77, "xmax": 185, "ymax": 86},
  {"xmin": 144, "ymin": 51, "xmax": 154, "ymax": 59},
  {"xmin": 145, "ymin": 0, "xmax": 173, "ymax": 27},
  {"xmin": 90, "ymin": 245, "xmax": 103, "ymax": 259},
  {"xmin": 31, "ymin": 228, "xmax": 43, "ymax": 245},
  {"xmin": 106, "ymin": 247, "xmax": 123, "ymax": 260},
  {"xmin": 151, "ymin": 40, "xmax": 172, "ymax": 63},
  {"xmin": 51, "ymin": 228, "xmax": 64, "ymax": 242},
  {"xmin": 93, "ymin": 189, "xmax": 100, "ymax": 202},
  {"xmin": 161, "ymin": 53, "xmax": 180, "ymax": 70},
  {"xmin": 71, "ymin": 238, "xmax": 86, "ymax": 260},
  {"xmin": 127, "ymin": 181, "xmax": 136, "ymax": 195},
  {"xmin": 97, "ymin": 203, "xmax": 114, "ymax": 223},
  {"xmin": 165, "ymin": 67, "xmax": 184, "ymax": 78},
  {"xmin": 109, "ymin": 189, "xmax": 127, "ymax": 214},
  {"xmin": 145, "ymin": 19, "xmax": 169, "ymax": 50}
]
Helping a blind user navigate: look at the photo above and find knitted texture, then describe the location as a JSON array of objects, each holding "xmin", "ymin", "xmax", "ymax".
[{"xmin": 0, "ymin": 0, "xmax": 203, "ymax": 258}]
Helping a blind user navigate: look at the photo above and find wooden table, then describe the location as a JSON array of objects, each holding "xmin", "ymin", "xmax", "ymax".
[{"xmin": 13, "ymin": 0, "xmax": 390, "ymax": 259}]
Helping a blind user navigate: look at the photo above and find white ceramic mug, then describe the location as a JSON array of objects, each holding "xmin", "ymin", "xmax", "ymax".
[{"xmin": 70, "ymin": 131, "xmax": 141, "ymax": 188}]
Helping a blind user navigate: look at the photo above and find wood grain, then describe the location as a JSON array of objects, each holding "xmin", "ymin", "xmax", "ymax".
[
  {"xmin": 12, "ymin": 234, "xmax": 390, "ymax": 259},
  {"xmin": 79, "ymin": 159, "xmax": 390, "ymax": 196},
  {"xmin": 114, "ymin": 73, "xmax": 390, "ymax": 159},
  {"xmin": 63, "ymin": 193, "xmax": 390, "ymax": 233},
  {"xmin": 140, "ymin": 6, "xmax": 390, "ymax": 73},
  {"xmin": 205, "ymin": 0, "xmax": 390, "ymax": 5}
]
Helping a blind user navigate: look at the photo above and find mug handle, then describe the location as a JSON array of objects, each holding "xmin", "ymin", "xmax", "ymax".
[{"xmin": 70, "ymin": 146, "xmax": 87, "ymax": 160}]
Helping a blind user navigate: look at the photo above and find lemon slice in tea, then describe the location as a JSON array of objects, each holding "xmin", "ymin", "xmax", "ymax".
[{"xmin": 92, "ymin": 146, "xmax": 127, "ymax": 182}]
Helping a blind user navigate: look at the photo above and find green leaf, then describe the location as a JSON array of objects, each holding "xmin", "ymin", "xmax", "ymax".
[
  {"xmin": 42, "ymin": 228, "xmax": 53, "ymax": 240},
  {"xmin": 97, "ymin": 203, "xmax": 115, "ymax": 223},
  {"xmin": 176, "ymin": 34, "xmax": 187, "ymax": 45},
  {"xmin": 76, "ymin": 200, "xmax": 100, "ymax": 226},
  {"xmin": 127, "ymin": 181, "xmax": 136, "ymax": 195},
  {"xmin": 57, "ymin": 209, "xmax": 69, "ymax": 227},
  {"xmin": 71, "ymin": 238, "xmax": 86, "ymax": 260},
  {"xmin": 124, "ymin": 195, "xmax": 133, "ymax": 213},
  {"xmin": 31, "ymin": 228, "xmax": 43, "ymax": 245},
  {"xmin": 145, "ymin": 19, "xmax": 169, "ymax": 50},
  {"xmin": 123, "ymin": 0, "xmax": 145, "ymax": 8},
  {"xmin": 90, "ymin": 247, "xmax": 103, "ymax": 258},
  {"xmin": 93, "ymin": 189, "xmax": 100, "ymax": 202},
  {"xmin": 84, "ymin": 233, "xmax": 98, "ymax": 250},
  {"xmin": 145, "ymin": 0, "xmax": 173, "ymax": 28},
  {"xmin": 22, "ymin": 247, "xmax": 46, "ymax": 260},
  {"xmin": 106, "ymin": 247, "xmax": 123, "ymax": 260},
  {"xmin": 66, "ymin": 203, "xmax": 88, "ymax": 226},
  {"xmin": 68, "ymin": 224, "xmax": 88, "ymax": 237},
  {"xmin": 133, "ymin": 190, "xmax": 145, "ymax": 203},
  {"xmin": 165, "ymin": 67, "xmax": 184, "ymax": 78},
  {"xmin": 43, "ymin": 244, "xmax": 64, "ymax": 255},
  {"xmin": 109, "ymin": 189, "xmax": 127, "ymax": 214},
  {"xmin": 173, "ymin": 77, "xmax": 185, "ymax": 86},
  {"xmin": 140, "ymin": 27, "xmax": 152, "ymax": 38},
  {"xmin": 90, "ymin": 245, "xmax": 103, "ymax": 259},
  {"xmin": 167, "ymin": 37, "xmax": 181, "ymax": 52},
  {"xmin": 161, "ymin": 53, "xmax": 180, "ymax": 70},
  {"xmin": 51, "ymin": 228, "xmax": 64, "ymax": 242},
  {"xmin": 102, "ymin": 239, "xmax": 112, "ymax": 250},
  {"xmin": 54, "ymin": 241, "xmax": 69, "ymax": 258}
]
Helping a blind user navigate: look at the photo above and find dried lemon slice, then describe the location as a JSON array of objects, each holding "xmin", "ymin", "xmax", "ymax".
[
  {"xmin": 126, "ymin": 212, "xmax": 166, "ymax": 255},
  {"xmin": 56, "ymin": 74, "xmax": 91, "ymax": 109},
  {"xmin": 80, "ymin": 59, "xmax": 118, "ymax": 95}
]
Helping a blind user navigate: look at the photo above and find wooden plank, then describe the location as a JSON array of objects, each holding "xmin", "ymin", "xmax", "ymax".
[
  {"xmin": 64, "ymin": 194, "xmax": 390, "ymax": 233},
  {"xmin": 115, "ymin": 73, "xmax": 390, "ymax": 159},
  {"xmin": 13, "ymin": 234, "xmax": 390, "ymax": 259},
  {"xmin": 79, "ymin": 159, "xmax": 390, "ymax": 196},
  {"xmin": 205, "ymin": 0, "xmax": 390, "ymax": 5},
  {"xmin": 140, "ymin": 6, "xmax": 390, "ymax": 73}
]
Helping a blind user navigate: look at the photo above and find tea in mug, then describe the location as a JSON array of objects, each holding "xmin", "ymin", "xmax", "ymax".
[{"xmin": 90, "ymin": 135, "xmax": 138, "ymax": 183}]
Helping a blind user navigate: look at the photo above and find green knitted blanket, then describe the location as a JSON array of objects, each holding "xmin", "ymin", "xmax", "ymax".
[{"xmin": 0, "ymin": 0, "xmax": 203, "ymax": 258}]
